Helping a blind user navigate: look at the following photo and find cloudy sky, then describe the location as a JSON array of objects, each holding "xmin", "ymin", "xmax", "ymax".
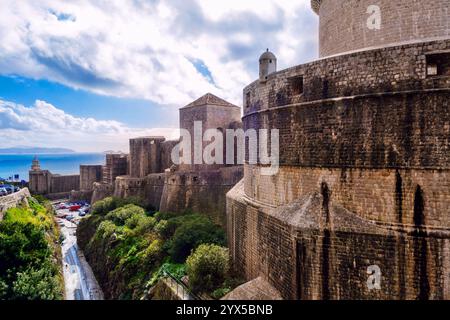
[{"xmin": 0, "ymin": 0, "xmax": 318, "ymax": 152}]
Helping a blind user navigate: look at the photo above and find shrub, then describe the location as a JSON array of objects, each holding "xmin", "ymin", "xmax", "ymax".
[
  {"xmin": 211, "ymin": 287, "xmax": 231, "ymax": 299},
  {"xmin": 0, "ymin": 202, "xmax": 62, "ymax": 300},
  {"xmin": 143, "ymin": 239, "xmax": 164, "ymax": 264},
  {"xmin": 154, "ymin": 219, "xmax": 171, "ymax": 239},
  {"xmin": 168, "ymin": 215, "xmax": 226, "ymax": 262},
  {"xmin": 186, "ymin": 244, "xmax": 229, "ymax": 294},
  {"xmin": 31, "ymin": 195, "xmax": 48, "ymax": 205},
  {"xmin": 12, "ymin": 265, "xmax": 62, "ymax": 300},
  {"xmin": 106, "ymin": 204, "xmax": 146, "ymax": 226},
  {"xmin": 0, "ymin": 279, "xmax": 8, "ymax": 298},
  {"xmin": 134, "ymin": 216, "xmax": 156, "ymax": 234},
  {"xmin": 96, "ymin": 220, "xmax": 117, "ymax": 239}
]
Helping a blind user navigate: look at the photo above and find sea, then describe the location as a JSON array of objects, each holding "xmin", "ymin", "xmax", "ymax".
[{"xmin": 0, "ymin": 153, "xmax": 105, "ymax": 182}]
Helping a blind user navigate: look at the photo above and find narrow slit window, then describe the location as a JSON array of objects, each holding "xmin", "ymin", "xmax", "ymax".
[{"xmin": 245, "ymin": 92, "xmax": 251, "ymax": 109}]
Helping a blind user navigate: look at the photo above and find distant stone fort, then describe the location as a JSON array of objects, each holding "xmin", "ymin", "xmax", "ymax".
[
  {"xmin": 29, "ymin": 93, "xmax": 243, "ymax": 226},
  {"xmin": 227, "ymin": 0, "xmax": 450, "ymax": 299},
  {"xmin": 29, "ymin": 0, "xmax": 449, "ymax": 299}
]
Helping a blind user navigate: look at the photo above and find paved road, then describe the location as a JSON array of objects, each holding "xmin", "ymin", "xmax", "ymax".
[{"xmin": 56, "ymin": 205, "xmax": 104, "ymax": 300}]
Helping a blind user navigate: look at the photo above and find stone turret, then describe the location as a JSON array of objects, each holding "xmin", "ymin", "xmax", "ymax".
[
  {"xmin": 259, "ymin": 49, "xmax": 277, "ymax": 82},
  {"xmin": 31, "ymin": 155, "xmax": 41, "ymax": 171}
]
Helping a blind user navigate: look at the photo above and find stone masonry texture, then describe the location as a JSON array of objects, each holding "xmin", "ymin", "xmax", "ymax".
[
  {"xmin": 227, "ymin": 3, "xmax": 450, "ymax": 300},
  {"xmin": 313, "ymin": 0, "xmax": 450, "ymax": 57}
]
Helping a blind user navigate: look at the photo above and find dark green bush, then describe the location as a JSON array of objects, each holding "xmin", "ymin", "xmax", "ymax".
[
  {"xmin": 186, "ymin": 244, "xmax": 229, "ymax": 294},
  {"xmin": 168, "ymin": 215, "xmax": 226, "ymax": 263}
]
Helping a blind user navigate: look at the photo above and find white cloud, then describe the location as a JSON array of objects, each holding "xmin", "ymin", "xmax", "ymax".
[
  {"xmin": 0, "ymin": 0, "xmax": 318, "ymax": 107},
  {"xmin": 0, "ymin": 99, "xmax": 178, "ymax": 152}
]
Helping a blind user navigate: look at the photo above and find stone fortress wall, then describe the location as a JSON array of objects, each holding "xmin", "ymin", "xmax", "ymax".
[
  {"xmin": 29, "ymin": 167, "xmax": 80, "ymax": 199},
  {"xmin": 226, "ymin": 1, "xmax": 450, "ymax": 300},
  {"xmin": 241, "ymin": 39, "xmax": 450, "ymax": 229},
  {"xmin": 312, "ymin": 0, "xmax": 450, "ymax": 57},
  {"xmin": 0, "ymin": 188, "xmax": 31, "ymax": 219}
]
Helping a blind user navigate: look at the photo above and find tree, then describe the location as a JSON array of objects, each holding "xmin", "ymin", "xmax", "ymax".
[
  {"xmin": 168, "ymin": 216, "xmax": 226, "ymax": 263},
  {"xmin": 186, "ymin": 244, "xmax": 229, "ymax": 293}
]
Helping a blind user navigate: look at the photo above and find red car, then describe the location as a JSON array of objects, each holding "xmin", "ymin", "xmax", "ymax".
[{"xmin": 69, "ymin": 205, "xmax": 81, "ymax": 212}]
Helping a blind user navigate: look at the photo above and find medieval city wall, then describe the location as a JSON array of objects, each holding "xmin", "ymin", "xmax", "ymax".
[
  {"xmin": 114, "ymin": 174, "xmax": 165, "ymax": 210},
  {"xmin": 245, "ymin": 39, "xmax": 450, "ymax": 112},
  {"xmin": 240, "ymin": 40, "xmax": 450, "ymax": 229},
  {"xmin": 129, "ymin": 137, "xmax": 166, "ymax": 177},
  {"xmin": 312, "ymin": 0, "xmax": 450, "ymax": 57},
  {"xmin": 160, "ymin": 166, "xmax": 243, "ymax": 226},
  {"xmin": 91, "ymin": 182, "xmax": 115, "ymax": 204},
  {"xmin": 228, "ymin": 37, "xmax": 450, "ymax": 299},
  {"xmin": 160, "ymin": 140, "xmax": 178, "ymax": 171},
  {"xmin": 0, "ymin": 188, "xmax": 31, "ymax": 218},
  {"xmin": 244, "ymin": 166, "xmax": 450, "ymax": 230},
  {"xmin": 80, "ymin": 165, "xmax": 103, "ymax": 190},
  {"xmin": 102, "ymin": 154, "xmax": 128, "ymax": 184},
  {"xmin": 227, "ymin": 181, "xmax": 450, "ymax": 300},
  {"xmin": 50, "ymin": 174, "xmax": 80, "ymax": 194}
]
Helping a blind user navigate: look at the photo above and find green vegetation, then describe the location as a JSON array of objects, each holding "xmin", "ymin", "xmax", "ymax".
[
  {"xmin": 186, "ymin": 244, "xmax": 229, "ymax": 295},
  {"xmin": 77, "ymin": 197, "xmax": 226, "ymax": 299},
  {"xmin": 0, "ymin": 197, "xmax": 63, "ymax": 300}
]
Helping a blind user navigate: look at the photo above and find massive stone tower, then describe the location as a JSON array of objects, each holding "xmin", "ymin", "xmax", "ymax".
[
  {"xmin": 227, "ymin": 0, "xmax": 450, "ymax": 299},
  {"xmin": 312, "ymin": 0, "xmax": 450, "ymax": 57}
]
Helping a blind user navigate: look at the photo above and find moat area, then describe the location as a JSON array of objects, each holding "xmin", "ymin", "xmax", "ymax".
[{"xmin": 53, "ymin": 201, "xmax": 103, "ymax": 300}]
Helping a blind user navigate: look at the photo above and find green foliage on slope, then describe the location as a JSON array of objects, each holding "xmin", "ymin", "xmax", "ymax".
[
  {"xmin": 0, "ymin": 198, "xmax": 63, "ymax": 300},
  {"xmin": 77, "ymin": 197, "xmax": 226, "ymax": 299}
]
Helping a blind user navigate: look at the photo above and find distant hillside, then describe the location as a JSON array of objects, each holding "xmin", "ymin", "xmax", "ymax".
[{"xmin": 0, "ymin": 147, "xmax": 76, "ymax": 154}]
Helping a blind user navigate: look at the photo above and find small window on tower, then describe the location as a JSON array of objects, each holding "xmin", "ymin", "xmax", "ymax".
[
  {"xmin": 245, "ymin": 92, "xmax": 251, "ymax": 109},
  {"xmin": 289, "ymin": 76, "xmax": 304, "ymax": 95}
]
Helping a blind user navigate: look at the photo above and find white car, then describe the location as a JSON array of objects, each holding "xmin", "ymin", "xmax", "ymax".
[{"xmin": 0, "ymin": 188, "xmax": 8, "ymax": 196}]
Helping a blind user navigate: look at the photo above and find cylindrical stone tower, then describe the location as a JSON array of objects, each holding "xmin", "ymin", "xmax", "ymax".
[{"xmin": 312, "ymin": 0, "xmax": 450, "ymax": 57}]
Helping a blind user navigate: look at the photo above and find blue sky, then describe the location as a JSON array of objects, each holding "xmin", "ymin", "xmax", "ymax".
[
  {"xmin": 0, "ymin": 0, "xmax": 318, "ymax": 152},
  {"xmin": 0, "ymin": 75, "xmax": 177, "ymax": 128}
]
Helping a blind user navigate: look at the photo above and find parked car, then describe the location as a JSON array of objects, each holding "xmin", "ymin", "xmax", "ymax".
[
  {"xmin": 0, "ymin": 188, "xmax": 7, "ymax": 196},
  {"xmin": 58, "ymin": 203, "xmax": 67, "ymax": 209},
  {"xmin": 0, "ymin": 185, "xmax": 13, "ymax": 194},
  {"xmin": 69, "ymin": 205, "xmax": 81, "ymax": 212},
  {"xmin": 65, "ymin": 215, "xmax": 74, "ymax": 221}
]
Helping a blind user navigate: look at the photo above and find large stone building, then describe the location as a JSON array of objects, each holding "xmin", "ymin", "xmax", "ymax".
[
  {"xmin": 29, "ymin": 156, "xmax": 81, "ymax": 199},
  {"xmin": 226, "ymin": 0, "xmax": 450, "ymax": 299},
  {"xmin": 29, "ymin": 156, "xmax": 111, "ymax": 200}
]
